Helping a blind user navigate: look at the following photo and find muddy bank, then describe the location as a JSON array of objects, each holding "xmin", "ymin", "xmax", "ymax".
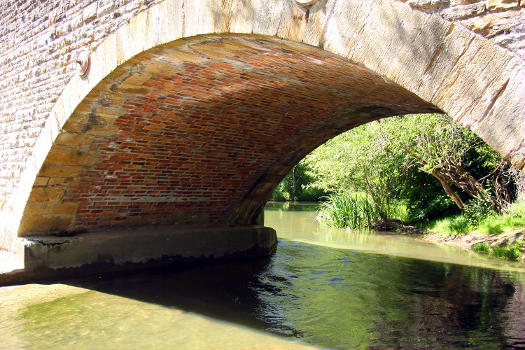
[
  {"xmin": 423, "ymin": 230, "xmax": 525, "ymax": 264},
  {"xmin": 379, "ymin": 219, "xmax": 525, "ymax": 264}
]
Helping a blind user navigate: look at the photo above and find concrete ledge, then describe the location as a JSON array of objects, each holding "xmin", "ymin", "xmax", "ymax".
[{"xmin": 0, "ymin": 225, "xmax": 277, "ymax": 286}]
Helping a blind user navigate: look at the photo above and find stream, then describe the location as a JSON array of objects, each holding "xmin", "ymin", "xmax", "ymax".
[{"xmin": 0, "ymin": 202, "xmax": 523, "ymax": 349}]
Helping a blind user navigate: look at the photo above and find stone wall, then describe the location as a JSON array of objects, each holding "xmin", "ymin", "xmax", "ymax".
[
  {"xmin": 401, "ymin": 0, "xmax": 525, "ymax": 59},
  {"xmin": 1, "ymin": 0, "xmax": 524, "ymax": 221},
  {"xmin": 0, "ymin": 0, "xmax": 523, "ymax": 245},
  {"xmin": 0, "ymin": 0, "xmax": 163, "ymax": 223}
]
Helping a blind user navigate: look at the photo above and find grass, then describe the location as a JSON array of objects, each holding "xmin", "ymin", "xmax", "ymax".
[
  {"xmin": 430, "ymin": 200, "xmax": 525, "ymax": 261},
  {"xmin": 318, "ymin": 194, "xmax": 524, "ymax": 261},
  {"xmin": 428, "ymin": 199, "xmax": 525, "ymax": 236},
  {"xmin": 318, "ymin": 192, "xmax": 379, "ymax": 229},
  {"xmin": 429, "ymin": 215, "xmax": 471, "ymax": 235},
  {"xmin": 472, "ymin": 240, "xmax": 523, "ymax": 261}
]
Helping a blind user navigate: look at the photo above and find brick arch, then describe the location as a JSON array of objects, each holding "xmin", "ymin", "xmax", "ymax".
[
  {"xmin": 18, "ymin": 34, "xmax": 438, "ymax": 235},
  {"xmin": 10, "ymin": 0, "xmax": 525, "ymax": 240}
]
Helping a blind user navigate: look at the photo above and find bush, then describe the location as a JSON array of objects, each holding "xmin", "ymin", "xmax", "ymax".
[
  {"xmin": 472, "ymin": 240, "xmax": 523, "ymax": 261},
  {"xmin": 271, "ymin": 184, "xmax": 289, "ymax": 201},
  {"xmin": 297, "ymin": 186, "xmax": 329, "ymax": 202},
  {"xmin": 430, "ymin": 215, "xmax": 471, "ymax": 235},
  {"xmin": 463, "ymin": 200, "xmax": 494, "ymax": 225},
  {"xmin": 472, "ymin": 243, "xmax": 490, "ymax": 254},
  {"xmin": 476, "ymin": 200, "xmax": 525, "ymax": 235}
]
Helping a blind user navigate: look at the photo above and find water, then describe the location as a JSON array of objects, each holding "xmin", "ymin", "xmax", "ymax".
[{"xmin": 0, "ymin": 203, "xmax": 524, "ymax": 349}]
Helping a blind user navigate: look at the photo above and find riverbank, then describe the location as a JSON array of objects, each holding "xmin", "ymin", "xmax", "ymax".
[
  {"xmin": 380, "ymin": 219, "xmax": 525, "ymax": 264},
  {"xmin": 314, "ymin": 195, "xmax": 525, "ymax": 263},
  {"xmin": 422, "ymin": 229, "xmax": 525, "ymax": 264}
]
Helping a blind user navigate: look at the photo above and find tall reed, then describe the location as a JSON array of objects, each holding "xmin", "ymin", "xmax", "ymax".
[{"xmin": 318, "ymin": 192, "xmax": 380, "ymax": 229}]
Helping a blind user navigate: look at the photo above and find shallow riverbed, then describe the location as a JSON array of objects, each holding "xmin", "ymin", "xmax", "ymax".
[{"xmin": 0, "ymin": 203, "xmax": 523, "ymax": 349}]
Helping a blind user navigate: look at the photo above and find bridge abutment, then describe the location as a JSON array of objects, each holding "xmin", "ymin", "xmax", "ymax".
[{"xmin": 0, "ymin": 225, "xmax": 276, "ymax": 285}]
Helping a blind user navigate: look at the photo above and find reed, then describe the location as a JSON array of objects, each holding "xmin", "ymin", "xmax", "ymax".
[{"xmin": 318, "ymin": 192, "xmax": 380, "ymax": 229}]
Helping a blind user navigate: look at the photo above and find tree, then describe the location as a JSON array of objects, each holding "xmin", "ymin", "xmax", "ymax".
[
  {"xmin": 379, "ymin": 114, "xmax": 512, "ymax": 213},
  {"xmin": 298, "ymin": 113, "xmax": 520, "ymax": 222}
]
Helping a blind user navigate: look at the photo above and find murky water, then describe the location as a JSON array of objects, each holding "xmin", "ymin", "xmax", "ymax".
[{"xmin": 1, "ymin": 203, "xmax": 524, "ymax": 349}]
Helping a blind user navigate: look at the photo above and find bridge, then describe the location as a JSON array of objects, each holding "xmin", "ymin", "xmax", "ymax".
[{"xmin": 1, "ymin": 0, "xmax": 524, "ymax": 282}]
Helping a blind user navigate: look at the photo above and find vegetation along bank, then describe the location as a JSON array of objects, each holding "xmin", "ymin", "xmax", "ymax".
[{"xmin": 272, "ymin": 114, "xmax": 525, "ymax": 262}]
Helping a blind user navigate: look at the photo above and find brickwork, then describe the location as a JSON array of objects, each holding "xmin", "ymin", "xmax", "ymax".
[
  {"xmin": 1, "ymin": 0, "xmax": 524, "ymax": 221},
  {"xmin": 19, "ymin": 36, "xmax": 437, "ymax": 235}
]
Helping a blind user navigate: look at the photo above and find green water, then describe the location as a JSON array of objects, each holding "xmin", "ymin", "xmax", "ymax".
[{"xmin": 0, "ymin": 203, "xmax": 524, "ymax": 349}]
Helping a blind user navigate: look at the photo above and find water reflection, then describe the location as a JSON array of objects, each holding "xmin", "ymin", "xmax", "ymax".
[
  {"xmin": 266, "ymin": 201, "xmax": 525, "ymax": 272},
  {"xmin": 0, "ymin": 204, "xmax": 523, "ymax": 349}
]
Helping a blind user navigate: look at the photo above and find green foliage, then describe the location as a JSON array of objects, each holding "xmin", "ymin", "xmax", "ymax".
[
  {"xmin": 317, "ymin": 192, "xmax": 410, "ymax": 229},
  {"xmin": 430, "ymin": 216, "xmax": 471, "ymax": 235},
  {"xmin": 299, "ymin": 186, "xmax": 328, "ymax": 202},
  {"xmin": 472, "ymin": 243, "xmax": 490, "ymax": 254},
  {"xmin": 397, "ymin": 169, "xmax": 458, "ymax": 222},
  {"xmin": 274, "ymin": 113, "xmax": 523, "ymax": 226},
  {"xmin": 318, "ymin": 192, "xmax": 380, "ymax": 229},
  {"xmin": 271, "ymin": 184, "xmax": 289, "ymax": 201},
  {"xmin": 463, "ymin": 200, "xmax": 494, "ymax": 225},
  {"xmin": 472, "ymin": 240, "xmax": 523, "ymax": 261},
  {"xmin": 301, "ymin": 114, "xmax": 470, "ymax": 223},
  {"xmin": 476, "ymin": 200, "xmax": 525, "ymax": 235},
  {"xmin": 429, "ymin": 200, "xmax": 525, "ymax": 236},
  {"xmin": 271, "ymin": 162, "xmax": 328, "ymax": 202}
]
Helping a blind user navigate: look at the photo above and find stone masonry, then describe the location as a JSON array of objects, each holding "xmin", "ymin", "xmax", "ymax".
[
  {"xmin": 1, "ymin": 1, "xmax": 524, "ymax": 237},
  {"xmin": 402, "ymin": 0, "xmax": 525, "ymax": 59},
  {"xmin": 18, "ymin": 35, "xmax": 437, "ymax": 236},
  {"xmin": 0, "ymin": 0, "xmax": 523, "ymax": 276}
]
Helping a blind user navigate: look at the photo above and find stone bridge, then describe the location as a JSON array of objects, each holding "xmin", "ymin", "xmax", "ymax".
[{"xmin": 1, "ymin": 0, "xmax": 524, "ymax": 281}]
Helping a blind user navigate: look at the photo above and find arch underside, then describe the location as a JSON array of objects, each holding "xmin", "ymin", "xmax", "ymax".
[{"xmin": 19, "ymin": 35, "xmax": 438, "ymax": 236}]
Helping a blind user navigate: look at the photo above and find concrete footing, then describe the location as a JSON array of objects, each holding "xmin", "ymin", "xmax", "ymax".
[{"xmin": 0, "ymin": 225, "xmax": 277, "ymax": 286}]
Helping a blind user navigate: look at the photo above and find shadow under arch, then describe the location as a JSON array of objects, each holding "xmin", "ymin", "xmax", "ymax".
[{"xmin": 18, "ymin": 34, "xmax": 439, "ymax": 236}]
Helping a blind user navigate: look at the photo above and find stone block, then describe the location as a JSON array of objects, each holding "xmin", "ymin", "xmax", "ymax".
[
  {"xmin": 55, "ymin": 133, "xmax": 94, "ymax": 147},
  {"xmin": 18, "ymin": 215, "xmax": 73, "ymax": 235},
  {"xmin": 39, "ymin": 164, "xmax": 82, "ymax": 177},
  {"xmin": 34, "ymin": 177, "xmax": 49, "ymax": 187},
  {"xmin": 486, "ymin": 0, "xmax": 519, "ymax": 10},
  {"xmin": 45, "ymin": 146, "xmax": 93, "ymax": 166},
  {"xmin": 83, "ymin": 3, "xmax": 98, "ymax": 23}
]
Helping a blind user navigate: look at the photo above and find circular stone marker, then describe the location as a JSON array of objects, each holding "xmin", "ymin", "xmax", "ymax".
[
  {"xmin": 76, "ymin": 50, "xmax": 90, "ymax": 77},
  {"xmin": 295, "ymin": 0, "xmax": 319, "ymax": 5}
]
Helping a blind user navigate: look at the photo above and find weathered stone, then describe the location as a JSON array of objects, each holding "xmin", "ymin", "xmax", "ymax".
[
  {"xmin": 0, "ymin": 0, "xmax": 523, "ymax": 279},
  {"xmin": 407, "ymin": 0, "xmax": 451, "ymax": 11},
  {"xmin": 39, "ymin": 164, "xmax": 82, "ymax": 178},
  {"xmin": 33, "ymin": 177, "xmax": 49, "ymax": 187},
  {"xmin": 17, "ymin": 215, "xmax": 73, "ymax": 235},
  {"xmin": 464, "ymin": 11, "xmax": 520, "ymax": 36},
  {"xmin": 83, "ymin": 3, "xmax": 98, "ymax": 24},
  {"xmin": 55, "ymin": 133, "xmax": 94, "ymax": 147},
  {"xmin": 0, "ymin": 225, "xmax": 277, "ymax": 285},
  {"xmin": 441, "ymin": 3, "xmax": 486, "ymax": 20},
  {"xmin": 486, "ymin": 0, "xmax": 519, "ymax": 11}
]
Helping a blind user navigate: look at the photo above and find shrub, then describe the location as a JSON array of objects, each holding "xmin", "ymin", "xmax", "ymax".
[
  {"xmin": 472, "ymin": 243, "xmax": 490, "ymax": 254},
  {"xmin": 472, "ymin": 240, "xmax": 523, "ymax": 261},
  {"xmin": 463, "ymin": 200, "xmax": 494, "ymax": 225},
  {"xmin": 430, "ymin": 215, "xmax": 471, "ymax": 235}
]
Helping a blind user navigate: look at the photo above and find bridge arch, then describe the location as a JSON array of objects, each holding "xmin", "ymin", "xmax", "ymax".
[{"xmin": 2, "ymin": 0, "xmax": 524, "ymax": 274}]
